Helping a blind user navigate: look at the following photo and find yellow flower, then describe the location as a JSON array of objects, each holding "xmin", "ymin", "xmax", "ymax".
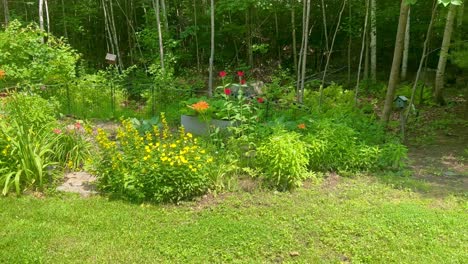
[
  {"xmin": 170, "ymin": 143, "xmax": 177, "ymax": 148},
  {"xmin": 187, "ymin": 133, "xmax": 193, "ymax": 138}
]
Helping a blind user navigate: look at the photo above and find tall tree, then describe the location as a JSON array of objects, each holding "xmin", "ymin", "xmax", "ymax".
[
  {"xmin": 291, "ymin": 0, "xmax": 298, "ymax": 73},
  {"xmin": 153, "ymin": 0, "xmax": 165, "ymax": 72},
  {"xmin": 297, "ymin": 0, "xmax": 311, "ymax": 103},
  {"xmin": 370, "ymin": 0, "xmax": 377, "ymax": 81},
  {"xmin": 355, "ymin": 0, "xmax": 370, "ymax": 103},
  {"xmin": 3, "ymin": 0, "xmax": 9, "ymax": 26},
  {"xmin": 320, "ymin": 0, "xmax": 347, "ymax": 107},
  {"xmin": 381, "ymin": 0, "xmax": 411, "ymax": 124},
  {"xmin": 208, "ymin": 0, "xmax": 214, "ymax": 97},
  {"xmin": 434, "ymin": 2, "xmax": 458, "ymax": 105},
  {"xmin": 401, "ymin": 8, "xmax": 411, "ymax": 81}
]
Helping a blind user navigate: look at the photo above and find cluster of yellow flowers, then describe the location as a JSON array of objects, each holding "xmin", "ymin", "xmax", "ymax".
[{"xmin": 95, "ymin": 114, "xmax": 214, "ymax": 177}]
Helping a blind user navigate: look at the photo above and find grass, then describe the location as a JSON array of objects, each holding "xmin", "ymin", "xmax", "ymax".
[{"xmin": 0, "ymin": 177, "xmax": 466, "ymax": 263}]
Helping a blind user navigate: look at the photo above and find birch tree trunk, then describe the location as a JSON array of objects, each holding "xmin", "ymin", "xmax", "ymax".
[
  {"xmin": 44, "ymin": 0, "xmax": 50, "ymax": 35},
  {"xmin": 61, "ymin": 0, "xmax": 68, "ymax": 38},
  {"xmin": 381, "ymin": 0, "xmax": 410, "ymax": 124},
  {"xmin": 3, "ymin": 0, "xmax": 9, "ymax": 26},
  {"xmin": 193, "ymin": 0, "xmax": 200, "ymax": 72},
  {"xmin": 109, "ymin": 0, "xmax": 123, "ymax": 70},
  {"xmin": 154, "ymin": 0, "xmax": 165, "ymax": 72},
  {"xmin": 298, "ymin": 0, "xmax": 311, "ymax": 103},
  {"xmin": 320, "ymin": 0, "xmax": 347, "ymax": 107},
  {"xmin": 370, "ymin": 0, "xmax": 377, "ymax": 81},
  {"xmin": 291, "ymin": 1, "xmax": 298, "ymax": 74},
  {"xmin": 434, "ymin": 4, "xmax": 457, "ymax": 105},
  {"xmin": 39, "ymin": 0, "xmax": 45, "ymax": 43},
  {"xmin": 347, "ymin": 0, "xmax": 352, "ymax": 84},
  {"xmin": 160, "ymin": 0, "xmax": 169, "ymax": 32},
  {"xmin": 355, "ymin": 0, "xmax": 370, "ymax": 103},
  {"xmin": 208, "ymin": 0, "xmax": 214, "ymax": 97},
  {"xmin": 401, "ymin": 8, "xmax": 411, "ymax": 81}
]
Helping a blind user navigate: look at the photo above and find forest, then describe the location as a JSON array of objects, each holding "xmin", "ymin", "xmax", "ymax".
[{"xmin": 0, "ymin": 0, "xmax": 467, "ymax": 263}]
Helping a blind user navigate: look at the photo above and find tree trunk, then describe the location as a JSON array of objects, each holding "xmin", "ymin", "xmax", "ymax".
[
  {"xmin": 208, "ymin": 0, "xmax": 214, "ymax": 97},
  {"xmin": 405, "ymin": 0, "xmax": 438, "ymax": 123},
  {"xmin": 434, "ymin": 4, "xmax": 457, "ymax": 105},
  {"xmin": 381, "ymin": 0, "xmax": 410, "ymax": 124},
  {"xmin": 44, "ymin": 0, "xmax": 50, "ymax": 34},
  {"xmin": 298, "ymin": 0, "xmax": 311, "ymax": 103},
  {"xmin": 3, "ymin": 0, "xmax": 9, "ymax": 26},
  {"xmin": 291, "ymin": 1, "xmax": 298, "ymax": 74},
  {"xmin": 320, "ymin": 0, "xmax": 347, "ymax": 107},
  {"xmin": 109, "ymin": 0, "xmax": 124, "ymax": 70},
  {"xmin": 274, "ymin": 10, "xmax": 281, "ymax": 64},
  {"xmin": 160, "ymin": 0, "xmax": 169, "ymax": 32},
  {"xmin": 401, "ymin": 8, "xmax": 411, "ymax": 81},
  {"xmin": 354, "ymin": 0, "xmax": 370, "ymax": 103},
  {"xmin": 39, "ymin": 0, "xmax": 45, "ymax": 43},
  {"xmin": 370, "ymin": 0, "xmax": 377, "ymax": 81},
  {"xmin": 154, "ymin": 0, "xmax": 165, "ymax": 72},
  {"xmin": 61, "ymin": 0, "xmax": 68, "ymax": 38},
  {"xmin": 193, "ymin": 0, "xmax": 200, "ymax": 72},
  {"xmin": 347, "ymin": 0, "xmax": 352, "ymax": 84}
]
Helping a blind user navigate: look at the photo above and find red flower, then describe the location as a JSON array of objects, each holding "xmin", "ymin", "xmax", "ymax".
[
  {"xmin": 52, "ymin": 128, "xmax": 62, "ymax": 134},
  {"xmin": 219, "ymin": 71, "xmax": 227, "ymax": 78},
  {"xmin": 240, "ymin": 79, "xmax": 246, "ymax": 85},
  {"xmin": 75, "ymin": 122, "xmax": 82, "ymax": 129},
  {"xmin": 224, "ymin": 88, "xmax": 232, "ymax": 95},
  {"xmin": 257, "ymin": 97, "xmax": 264, "ymax": 103},
  {"xmin": 237, "ymin": 71, "xmax": 244, "ymax": 77}
]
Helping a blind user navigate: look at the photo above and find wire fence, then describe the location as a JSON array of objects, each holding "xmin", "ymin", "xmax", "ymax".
[{"xmin": 1, "ymin": 82, "xmax": 196, "ymax": 121}]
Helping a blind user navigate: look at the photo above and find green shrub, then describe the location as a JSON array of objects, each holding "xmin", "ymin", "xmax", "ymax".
[
  {"xmin": 92, "ymin": 114, "xmax": 215, "ymax": 203},
  {"xmin": 0, "ymin": 120, "xmax": 58, "ymax": 195},
  {"xmin": 0, "ymin": 20, "xmax": 79, "ymax": 87},
  {"xmin": 0, "ymin": 93, "xmax": 91, "ymax": 195},
  {"xmin": 256, "ymin": 130, "xmax": 309, "ymax": 190},
  {"xmin": 303, "ymin": 119, "xmax": 406, "ymax": 174}
]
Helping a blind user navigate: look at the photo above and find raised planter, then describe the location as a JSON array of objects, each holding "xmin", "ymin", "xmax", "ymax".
[{"xmin": 181, "ymin": 115, "xmax": 235, "ymax": 136}]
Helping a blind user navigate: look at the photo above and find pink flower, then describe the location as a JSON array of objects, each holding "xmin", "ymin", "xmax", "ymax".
[
  {"xmin": 53, "ymin": 128, "xmax": 62, "ymax": 134},
  {"xmin": 240, "ymin": 79, "xmax": 246, "ymax": 85},
  {"xmin": 224, "ymin": 88, "xmax": 232, "ymax": 95},
  {"xmin": 74, "ymin": 122, "xmax": 82, "ymax": 129},
  {"xmin": 257, "ymin": 97, "xmax": 264, "ymax": 103},
  {"xmin": 237, "ymin": 71, "xmax": 244, "ymax": 77},
  {"xmin": 219, "ymin": 71, "xmax": 227, "ymax": 78}
]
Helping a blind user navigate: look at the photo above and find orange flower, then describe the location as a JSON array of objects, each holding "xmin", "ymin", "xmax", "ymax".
[
  {"xmin": 190, "ymin": 101, "xmax": 209, "ymax": 112},
  {"xmin": 297, "ymin": 123, "xmax": 306, "ymax": 129},
  {"xmin": 0, "ymin": 70, "xmax": 5, "ymax": 79}
]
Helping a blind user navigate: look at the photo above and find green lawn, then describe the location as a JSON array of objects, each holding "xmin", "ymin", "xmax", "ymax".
[{"xmin": 0, "ymin": 177, "xmax": 466, "ymax": 263}]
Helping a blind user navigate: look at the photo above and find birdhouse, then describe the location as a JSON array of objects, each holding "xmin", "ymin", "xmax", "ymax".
[
  {"xmin": 105, "ymin": 53, "xmax": 117, "ymax": 64},
  {"xmin": 394, "ymin": 95, "xmax": 408, "ymax": 109}
]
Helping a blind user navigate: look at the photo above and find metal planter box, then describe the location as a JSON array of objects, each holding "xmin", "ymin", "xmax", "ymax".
[{"xmin": 181, "ymin": 115, "xmax": 235, "ymax": 136}]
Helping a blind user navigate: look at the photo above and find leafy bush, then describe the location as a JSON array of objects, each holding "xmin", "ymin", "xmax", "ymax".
[
  {"xmin": 0, "ymin": 20, "xmax": 79, "ymax": 87},
  {"xmin": 256, "ymin": 130, "xmax": 310, "ymax": 190},
  {"xmin": 0, "ymin": 120, "xmax": 58, "ymax": 195},
  {"xmin": 0, "ymin": 93, "xmax": 91, "ymax": 195},
  {"xmin": 92, "ymin": 113, "xmax": 215, "ymax": 203},
  {"xmin": 303, "ymin": 119, "xmax": 407, "ymax": 174}
]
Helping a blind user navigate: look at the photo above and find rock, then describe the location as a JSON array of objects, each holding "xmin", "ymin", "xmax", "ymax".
[{"xmin": 56, "ymin": 171, "xmax": 97, "ymax": 197}]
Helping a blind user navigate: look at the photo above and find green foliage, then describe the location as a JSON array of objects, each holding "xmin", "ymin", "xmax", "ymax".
[
  {"xmin": 0, "ymin": 20, "xmax": 79, "ymax": 87},
  {"xmin": 0, "ymin": 94, "xmax": 58, "ymax": 195},
  {"xmin": 303, "ymin": 119, "xmax": 407, "ymax": 174},
  {"xmin": 0, "ymin": 120, "xmax": 57, "ymax": 195},
  {"xmin": 256, "ymin": 130, "xmax": 310, "ymax": 190},
  {"xmin": 0, "ymin": 93, "xmax": 91, "ymax": 195},
  {"xmin": 92, "ymin": 114, "xmax": 215, "ymax": 203}
]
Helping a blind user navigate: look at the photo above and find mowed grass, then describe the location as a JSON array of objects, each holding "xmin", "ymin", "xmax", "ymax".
[{"xmin": 0, "ymin": 177, "xmax": 466, "ymax": 263}]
